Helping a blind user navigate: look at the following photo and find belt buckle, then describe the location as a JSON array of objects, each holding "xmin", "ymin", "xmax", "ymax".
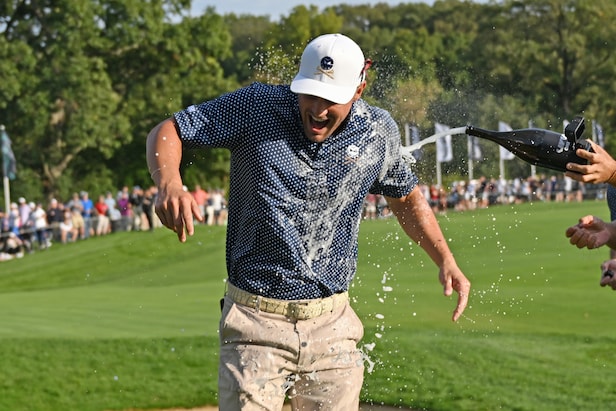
[{"xmin": 288, "ymin": 301, "xmax": 312, "ymax": 319}]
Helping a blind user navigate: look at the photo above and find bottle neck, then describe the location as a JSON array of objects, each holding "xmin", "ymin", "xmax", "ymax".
[{"xmin": 465, "ymin": 125, "xmax": 500, "ymax": 140}]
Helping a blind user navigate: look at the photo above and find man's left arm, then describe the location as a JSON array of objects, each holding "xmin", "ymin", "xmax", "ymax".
[{"xmin": 385, "ymin": 186, "xmax": 471, "ymax": 321}]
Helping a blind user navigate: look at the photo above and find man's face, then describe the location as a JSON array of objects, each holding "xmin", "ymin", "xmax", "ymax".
[{"xmin": 297, "ymin": 83, "xmax": 366, "ymax": 143}]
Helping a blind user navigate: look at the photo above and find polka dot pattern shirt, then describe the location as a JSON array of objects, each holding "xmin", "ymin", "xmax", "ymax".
[
  {"xmin": 175, "ymin": 82, "xmax": 418, "ymax": 300},
  {"xmin": 608, "ymin": 184, "xmax": 616, "ymax": 221}
]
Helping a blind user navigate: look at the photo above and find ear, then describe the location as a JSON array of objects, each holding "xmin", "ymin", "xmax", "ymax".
[{"xmin": 352, "ymin": 81, "xmax": 367, "ymax": 102}]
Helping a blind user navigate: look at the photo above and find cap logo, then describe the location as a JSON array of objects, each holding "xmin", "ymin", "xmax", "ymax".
[{"xmin": 316, "ymin": 56, "xmax": 335, "ymax": 79}]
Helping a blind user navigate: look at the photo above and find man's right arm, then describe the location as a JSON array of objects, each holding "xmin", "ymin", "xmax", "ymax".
[{"xmin": 146, "ymin": 118, "xmax": 203, "ymax": 242}]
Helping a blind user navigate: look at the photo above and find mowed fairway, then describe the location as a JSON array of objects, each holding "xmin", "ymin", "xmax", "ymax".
[{"xmin": 1, "ymin": 200, "xmax": 615, "ymax": 411}]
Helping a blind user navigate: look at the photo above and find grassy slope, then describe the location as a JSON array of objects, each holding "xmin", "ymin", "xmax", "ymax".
[{"xmin": 1, "ymin": 200, "xmax": 615, "ymax": 410}]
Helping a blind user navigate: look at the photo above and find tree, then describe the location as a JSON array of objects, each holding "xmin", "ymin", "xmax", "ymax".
[
  {"xmin": 106, "ymin": 8, "xmax": 237, "ymax": 192},
  {"xmin": 0, "ymin": 0, "xmax": 134, "ymax": 198},
  {"xmin": 222, "ymin": 14, "xmax": 274, "ymax": 84},
  {"xmin": 0, "ymin": 1, "xmax": 236, "ymax": 199},
  {"xmin": 478, "ymin": 0, "xmax": 616, "ymax": 123},
  {"xmin": 2, "ymin": 0, "xmax": 616, "ymax": 201}
]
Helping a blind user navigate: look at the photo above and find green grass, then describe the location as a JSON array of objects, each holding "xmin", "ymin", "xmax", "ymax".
[{"xmin": 1, "ymin": 200, "xmax": 615, "ymax": 410}]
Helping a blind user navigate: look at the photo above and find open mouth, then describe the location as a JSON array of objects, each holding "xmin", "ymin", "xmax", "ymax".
[{"xmin": 310, "ymin": 115, "xmax": 328, "ymax": 130}]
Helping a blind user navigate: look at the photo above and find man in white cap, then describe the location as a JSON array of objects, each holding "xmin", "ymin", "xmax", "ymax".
[{"xmin": 146, "ymin": 33, "xmax": 471, "ymax": 410}]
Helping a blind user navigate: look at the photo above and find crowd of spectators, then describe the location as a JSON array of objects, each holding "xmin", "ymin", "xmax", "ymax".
[
  {"xmin": 1, "ymin": 174, "xmax": 601, "ymax": 260},
  {"xmin": 361, "ymin": 174, "xmax": 605, "ymax": 220},
  {"xmin": 421, "ymin": 174, "xmax": 602, "ymax": 215},
  {"xmin": 189, "ymin": 184, "xmax": 228, "ymax": 226},
  {"xmin": 0, "ymin": 184, "xmax": 229, "ymax": 261},
  {"xmin": 0, "ymin": 186, "xmax": 155, "ymax": 260}
]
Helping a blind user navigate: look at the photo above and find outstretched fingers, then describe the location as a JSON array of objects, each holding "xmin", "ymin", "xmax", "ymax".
[
  {"xmin": 442, "ymin": 271, "xmax": 471, "ymax": 322},
  {"xmin": 451, "ymin": 279, "xmax": 471, "ymax": 322},
  {"xmin": 155, "ymin": 191, "xmax": 201, "ymax": 242}
]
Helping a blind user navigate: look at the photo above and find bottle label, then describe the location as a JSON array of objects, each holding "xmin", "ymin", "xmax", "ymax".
[{"xmin": 556, "ymin": 134, "xmax": 571, "ymax": 154}]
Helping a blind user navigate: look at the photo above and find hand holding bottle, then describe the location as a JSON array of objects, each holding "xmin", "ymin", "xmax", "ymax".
[{"xmin": 565, "ymin": 139, "xmax": 616, "ymax": 186}]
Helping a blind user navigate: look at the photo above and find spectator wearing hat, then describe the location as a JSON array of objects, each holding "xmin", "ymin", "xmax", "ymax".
[
  {"xmin": 117, "ymin": 189, "xmax": 132, "ymax": 231},
  {"xmin": 30, "ymin": 202, "xmax": 50, "ymax": 249}
]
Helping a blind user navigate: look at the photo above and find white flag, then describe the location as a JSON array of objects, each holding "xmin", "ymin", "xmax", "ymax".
[
  {"xmin": 1, "ymin": 126, "xmax": 16, "ymax": 180},
  {"xmin": 435, "ymin": 122, "xmax": 453, "ymax": 163},
  {"xmin": 468, "ymin": 135, "xmax": 482, "ymax": 161},
  {"xmin": 498, "ymin": 121, "xmax": 515, "ymax": 160},
  {"xmin": 410, "ymin": 125, "xmax": 423, "ymax": 160},
  {"xmin": 593, "ymin": 120, "xmax": 605, "ymax": 147}
]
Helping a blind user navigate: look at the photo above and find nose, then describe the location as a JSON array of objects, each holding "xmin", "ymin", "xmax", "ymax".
[{"xmin": 305, "ymin": 95, "xmax": 332, "ymax": 116}]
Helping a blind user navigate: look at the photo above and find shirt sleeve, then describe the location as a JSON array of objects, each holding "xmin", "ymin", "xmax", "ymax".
[
  {"xmin": 369, "ymin": 110, "xmax": 418, "ymax": 198},
  {"xmin": 173, "ymin": 84, "xmax": 257, "ymax": 150}
]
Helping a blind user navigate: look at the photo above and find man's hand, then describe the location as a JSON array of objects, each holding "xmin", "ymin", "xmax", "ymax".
[
  {"xmin": 439, "ymin": 261, "xmax": 471, "ymax": 322},
  {"xmin": 566, "ymin": 140, "xmax": 616, "ymax": 185},
  {"xmin": 565, "ymin": 215, "xmax": 611, "ymax": 250},
  {"xmin": 600, "ymin": 260, "xmax": 616, "ymax": 290},
  {"xmin": 155, "ymin": 182, "xmax": 204, "ymax": 242},
  {"xmin": 146, "ymin": 119, "xmax": 204, "ymax": 242}
]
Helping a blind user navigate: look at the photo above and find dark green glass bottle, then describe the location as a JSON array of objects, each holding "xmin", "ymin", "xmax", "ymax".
[{"xmin": 465, "ymin": 118, "xmax": 592, "ymax": 172}]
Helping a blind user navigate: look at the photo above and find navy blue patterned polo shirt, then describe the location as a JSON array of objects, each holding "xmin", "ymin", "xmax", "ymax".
[
  {"xmin": 174, "ymin": 82, "xmax": 418, "ymax": 300},
  {"xmin": 608, "ymin": 185, "xmax": 616, "ymax": 221}
]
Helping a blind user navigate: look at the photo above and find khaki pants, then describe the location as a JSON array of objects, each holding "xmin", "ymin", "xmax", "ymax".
[{"xmin": 218, "ymin": 295, "xmax": 365, "ymax": 411}]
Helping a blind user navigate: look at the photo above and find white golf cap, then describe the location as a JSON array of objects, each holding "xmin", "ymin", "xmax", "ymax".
[{"xmin": 291, "ymin": 33, "xmax": 366, "ymax": 104}]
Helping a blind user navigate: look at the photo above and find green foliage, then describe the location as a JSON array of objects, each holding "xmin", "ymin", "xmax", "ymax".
[
  {"xmin": 0, "ymin": 36, "xmax": 36, "ymax": 109},
  {"xmin": 182, "ymin": 147, "xmax": 231, "ymax": 191},
  {"xmin": 2, "ymin": 0, "xmax": 616, "ymax": 198},
  {"xmin": 222, "ymin": 14, "xmax": 274, "ymax": 83}
]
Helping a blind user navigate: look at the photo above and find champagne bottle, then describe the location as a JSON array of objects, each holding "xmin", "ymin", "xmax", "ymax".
[{"xmin": 465, "ymin": 117, "xmax": 592, "ymax": 172}]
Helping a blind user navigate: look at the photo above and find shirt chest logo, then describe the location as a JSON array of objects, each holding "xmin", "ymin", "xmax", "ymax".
[{"xmin": 344, "ymin": 144, "xmax": 360, "ymax": 164}]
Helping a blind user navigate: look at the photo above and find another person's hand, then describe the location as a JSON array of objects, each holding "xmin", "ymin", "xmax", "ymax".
[
  {"xmin": 566, "ymin": 140, "xmax": 616, "ymax": 185},
  {"xmin": 565, "ymin": 215, "xmax": 611, "ymax": 250},
  {"xmin": 439, "ymin": 260, "xmax": 471, "ymax": 322},
  {"xmin": 600, "ymin": 259, "xmax": 616, "ymax": 290},
  {"xmin": 155, "ymin": 181, "xmax": 203, "ymax": 242}
]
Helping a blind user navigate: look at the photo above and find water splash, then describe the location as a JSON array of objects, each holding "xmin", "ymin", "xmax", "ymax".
[{"xmin": 399, "ymin": 126, "xmax": 468, "ymax": 163}]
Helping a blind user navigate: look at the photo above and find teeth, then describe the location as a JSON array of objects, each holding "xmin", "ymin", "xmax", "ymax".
[{"xmin": 311, "ymin": 114, "xmax": 327, "ymax": 122}]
